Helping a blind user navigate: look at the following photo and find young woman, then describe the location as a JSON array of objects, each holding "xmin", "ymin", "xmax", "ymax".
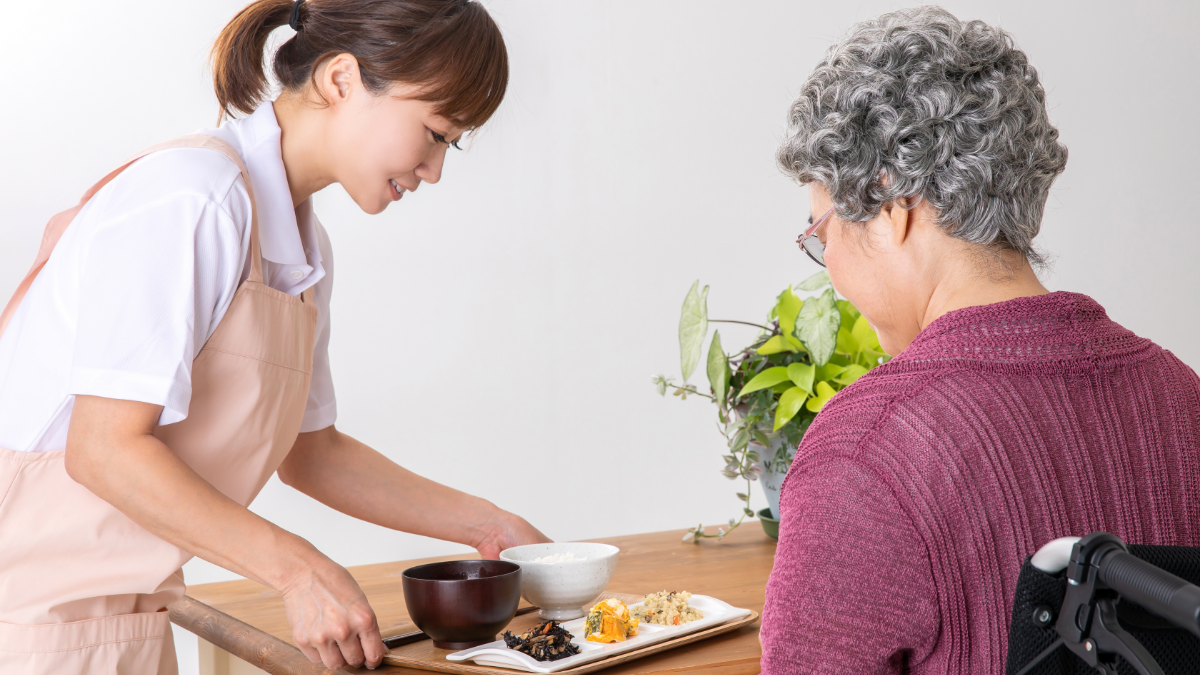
[{"xmin": 0, "ymin": 1, "xmax": 547, "ymax": 672}]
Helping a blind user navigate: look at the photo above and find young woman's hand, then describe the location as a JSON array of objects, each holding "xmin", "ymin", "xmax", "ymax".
[
  {"xmin": 470, "ymin": 509, "xmax": 553, "ymax": 560},
  {"xmin": 64, "ymin": 397, "xmax": 383, "ymax": 671},
  {"xmin": 281, "ymin": 427, "xmax": 554, "ymax": 561},
  {"xmin": 279, "ymin": 552, "xmax": 387, "ymax": 670}
]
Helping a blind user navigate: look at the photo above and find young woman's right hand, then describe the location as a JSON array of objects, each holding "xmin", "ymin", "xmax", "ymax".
[
  {"xmin": 64, "ymin": 396, "xmax": 386, "ymax": 669},
  {"xmin": 280, "ymin": 553, "xmax": 387, "ymax": 670}
]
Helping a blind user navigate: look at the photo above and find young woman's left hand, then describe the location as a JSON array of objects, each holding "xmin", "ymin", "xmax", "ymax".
[
  {"xmin": 280, "ymin": 427, "xmax": 553, "ymax": 559},
  {"xmin": 470, "ymin": 510, "xmax": 553, "ymax": 560}
]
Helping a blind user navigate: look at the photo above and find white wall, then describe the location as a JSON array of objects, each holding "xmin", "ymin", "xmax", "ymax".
[{"xmin": 3, "ymin": 2, "xmax": 1197, "ymax": 673}]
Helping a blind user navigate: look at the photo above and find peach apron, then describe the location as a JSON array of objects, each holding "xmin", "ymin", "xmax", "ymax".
[{"xmin": 0, "ymin": 135, "xmax": 317, "ymax": 673}]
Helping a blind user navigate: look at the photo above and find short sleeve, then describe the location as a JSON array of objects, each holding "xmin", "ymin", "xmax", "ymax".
[
  {"xmin": 299, "ymin": 219, "xmax": 336, "ymax": 432},
  {"xmin": 68, "ymin": 151, "xmax": 249, "ymax": 425},
  {"xmin": 760, "ymin": 456, "xmax": 940, "ymax": 674}
]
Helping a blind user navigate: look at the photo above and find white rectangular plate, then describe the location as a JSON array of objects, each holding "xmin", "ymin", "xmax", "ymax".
[{"xmin": 445, "ymin": 594, "xmax": 751, "ymax": 673}]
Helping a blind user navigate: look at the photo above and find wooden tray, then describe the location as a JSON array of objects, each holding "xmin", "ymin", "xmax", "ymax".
[{"xmin": 382, "ymin": 592, "xmax": 759, "ymax": 674}]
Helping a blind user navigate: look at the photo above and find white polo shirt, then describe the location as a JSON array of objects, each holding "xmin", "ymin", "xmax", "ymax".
[{"xmin": 0, "ymin": 102, "xmax": 337, "ymax": 452}]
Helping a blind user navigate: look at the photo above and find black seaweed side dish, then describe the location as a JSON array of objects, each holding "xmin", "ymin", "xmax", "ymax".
[{"xmin": 503, "ymin": 621, "xmax": 582, "ymax": 661}]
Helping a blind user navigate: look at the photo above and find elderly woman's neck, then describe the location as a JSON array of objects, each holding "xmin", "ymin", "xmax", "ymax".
[{"xmin": 920, "ymin": 249, "xmax": 1049, "ymax": 331}]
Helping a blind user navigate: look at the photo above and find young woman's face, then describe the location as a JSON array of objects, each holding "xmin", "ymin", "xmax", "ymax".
[{"xmin": 322, "ymin": 59, "xmax": 466, "ymax": 215}]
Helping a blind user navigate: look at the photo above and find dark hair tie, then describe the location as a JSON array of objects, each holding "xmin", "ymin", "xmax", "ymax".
[{"xmin": 289, "ymin": 0, "xmax": 305, "ymax": 31}]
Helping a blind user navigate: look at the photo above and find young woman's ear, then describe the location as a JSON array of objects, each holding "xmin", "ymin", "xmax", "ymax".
[{"xmin": 321, "ymin": 53, "xmax": 361, "ymax": 103}]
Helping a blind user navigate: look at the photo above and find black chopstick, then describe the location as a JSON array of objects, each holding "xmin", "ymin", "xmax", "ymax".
[{"xmin": 383, "ymin": 606, "xmax": 541, "ymax": 650}]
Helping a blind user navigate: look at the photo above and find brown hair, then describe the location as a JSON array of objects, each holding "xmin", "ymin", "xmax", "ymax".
[{"xmin": 211, "ymin": 0, "xmax": 508, "ymax": 127}]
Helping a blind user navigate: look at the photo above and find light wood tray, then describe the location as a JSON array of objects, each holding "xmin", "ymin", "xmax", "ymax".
[{"xmin": 381, "ymin": 592, "xmax": 759, "ymax": 674}]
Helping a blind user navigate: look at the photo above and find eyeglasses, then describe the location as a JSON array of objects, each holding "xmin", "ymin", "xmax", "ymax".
[{"xmin": 797, "ymin": 207, "xmax": 834, "ymax": 267}]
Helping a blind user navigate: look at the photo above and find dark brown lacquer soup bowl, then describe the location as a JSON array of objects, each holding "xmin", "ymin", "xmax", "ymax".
[{"xmin": 401, "ymin": 560, "xmax": 522, "ymax": 650}]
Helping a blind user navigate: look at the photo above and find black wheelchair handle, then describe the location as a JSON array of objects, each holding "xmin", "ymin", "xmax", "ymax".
[{"xmin": 1099, "ymin": 549, "xmax": 1200, "ymax": 638}]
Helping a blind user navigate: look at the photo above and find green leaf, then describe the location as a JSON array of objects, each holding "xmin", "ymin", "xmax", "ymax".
[
  {"xmin": 806, "ymin": 381, "xmax": 837, "ymax": 413},
  {"xmin": 731, "ymin": 428, "xmax": 749, "ymax": 452},
  {"xmin": 773, "ymin": 386, "xmax": 809, "ymax": 431},
  {"xmin": 652, "ymin": 375, "xmax": 669, "ymax": 396},
  {"xmin": 796, "ymin": 269, "xmax": 832, "ymax": 291},
  {"xmin": 775, "ymin": 288, "xmax": 803, "ymax": 338},
  {"xmin": 795, "ymin": 289, "xmax": 840, "ymax": 366},
  {"xmin": 678, "ymin": 281, "xmax": 709, "ymax": 381},
  {"xmin": 737, "ymin": 366, "xmax": 791, "ymax": 398},
  {"xmin": 837, "ymin": 300, "xmax": 861, "ymax": 328},
  {"xmin": 816, "ymin": 362, "xmax": 847, "ymax": 383},
  {"xmin": 863, "ymin": 347, "xmax": 890, "ymax": 361},
  {"xmin": 834, "ymin": 364, "xmax": 869, "ymax": 386},
  {"xmin": 706, "ymin": 331, "xmax": 730, "ymax": 406},
  {"xmin": 786, "ymin": 362, "xmax": 815, "ymax": 394},
  {"xmin": 851, "ymin": 314, "xmax": 880, "ymax": 352},
  {"xmin": 836, "ymin": 324, "xmax": 857, "ymax": 355},
  {"xmin": 756, "ymin": 335, "xmax": 799, "ymax": 355}
]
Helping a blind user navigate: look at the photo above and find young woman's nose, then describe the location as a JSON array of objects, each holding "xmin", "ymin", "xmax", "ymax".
[{"xmin": 415, "ymin": 147, "xmax": 446, "ymax": 185}]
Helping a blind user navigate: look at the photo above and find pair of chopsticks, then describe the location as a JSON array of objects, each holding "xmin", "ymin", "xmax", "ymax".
[{"xmin": 383, "ymin": 606, "xmax": 541, "ymax": 650}]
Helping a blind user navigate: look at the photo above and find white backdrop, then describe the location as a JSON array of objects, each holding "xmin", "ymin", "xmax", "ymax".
[{"xmin": 3, "ymin": 1, "xmax": 1198, "ymax": 672}]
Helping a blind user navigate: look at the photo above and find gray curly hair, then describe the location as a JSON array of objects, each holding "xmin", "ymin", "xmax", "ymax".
[{"xmin": 778, "ymin": 5, "xmax": 1068, "ymax": 267}]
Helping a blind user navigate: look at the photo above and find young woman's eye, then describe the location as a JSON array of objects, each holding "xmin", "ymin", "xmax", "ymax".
[{"xmin": 429, "ymin": 129, "xmax": 462, "ymax": 151}]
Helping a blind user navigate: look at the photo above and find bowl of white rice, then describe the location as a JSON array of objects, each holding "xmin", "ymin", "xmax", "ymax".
[{"xmin": 499, "ymin": 543, "xmax": 619, "ymax": 620}]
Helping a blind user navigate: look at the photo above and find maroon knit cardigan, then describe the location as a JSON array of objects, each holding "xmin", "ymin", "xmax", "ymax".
[{"xmin": 760, "ymin": 292, "xmax": 1200, "ymax": 674}]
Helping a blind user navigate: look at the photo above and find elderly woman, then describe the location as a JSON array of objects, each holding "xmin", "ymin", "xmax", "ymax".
[{"xmin": 760, "ymin": 6, "xmax": 1200, "ymax": 674}]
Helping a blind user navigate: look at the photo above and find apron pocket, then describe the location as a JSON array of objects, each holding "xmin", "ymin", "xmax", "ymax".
[{"xmin": 0, "ymin": 610, "xmax": 173, "ymax": 675}]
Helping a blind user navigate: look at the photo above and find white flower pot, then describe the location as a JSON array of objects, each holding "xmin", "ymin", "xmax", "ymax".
[{"xmin": 752, "ymin": 434, "xmax": 797, "ymax": 521}]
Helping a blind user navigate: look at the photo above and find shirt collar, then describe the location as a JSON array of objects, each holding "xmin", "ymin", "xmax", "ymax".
[{"xmin": 205, "ymin": 102, "xmax": 319, "ymax": 270}]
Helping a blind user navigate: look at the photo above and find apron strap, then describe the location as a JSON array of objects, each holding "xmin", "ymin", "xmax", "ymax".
[{"xmin": 0, "ymin": 134, "xmax": 263, "ymax": 340}]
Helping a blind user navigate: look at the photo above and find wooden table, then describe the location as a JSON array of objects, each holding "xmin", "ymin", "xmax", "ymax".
[{"xmin": 171, "ymin": 525, "xmax": 776, "ymax": 675}]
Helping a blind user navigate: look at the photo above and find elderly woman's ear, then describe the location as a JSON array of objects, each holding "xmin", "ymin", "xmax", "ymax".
[
  {"xmin": 813, "ymin": 184, "xmax": 1048, "ymax": 356},
  {"xmin": 810, "ymin": 185, "xmax": 928, "ymax": 259},
  {"xmin": 878, "ymin": 196, "xmax": 922, "ymax": 249}
]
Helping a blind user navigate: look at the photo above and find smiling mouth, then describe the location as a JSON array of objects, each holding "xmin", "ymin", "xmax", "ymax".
[{"xmin": 389, "ymin": 179, "xmax": 407, "ymax": 201}]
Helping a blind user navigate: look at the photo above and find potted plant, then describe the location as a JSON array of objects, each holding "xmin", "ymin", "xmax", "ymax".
[{"xmin": 654, "ymin": 271, "xmax": 889, "ymax": 542}]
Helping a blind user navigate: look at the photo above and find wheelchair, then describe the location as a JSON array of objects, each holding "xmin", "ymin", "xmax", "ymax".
[{"xmin": 1005, "ymin": 532, "xmax": 1200, "ymax": 675}]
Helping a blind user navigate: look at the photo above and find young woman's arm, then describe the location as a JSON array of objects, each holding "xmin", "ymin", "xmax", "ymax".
[
  {"xmin": 277, "ymin": 426, "xmax": 550, "ymax": 558},
  {"xmin": 65, "ymin": 395, "xmax": 386, "ymax": 671}
]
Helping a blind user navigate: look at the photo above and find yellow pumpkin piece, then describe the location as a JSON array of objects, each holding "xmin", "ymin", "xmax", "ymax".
[{"xmin": 583, "ymin": 598, "xmax": 640, "ymax": 643}]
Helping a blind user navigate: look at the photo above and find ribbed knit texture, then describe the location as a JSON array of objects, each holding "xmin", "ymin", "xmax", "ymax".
[{"xmin": 760, "ymin": 292, "xmax": 1200, "ymax": 674}]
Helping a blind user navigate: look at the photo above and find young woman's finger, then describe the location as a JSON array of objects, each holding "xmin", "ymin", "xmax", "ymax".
[
  {"xmin": 314, "ymin": 638, "xmax": 347, "ymax": 671},
  {"xmin": 360, "ymin": 623, "xmax": 388, "ymax": 669},
  {"xmin": 335, "ymin": 633, "xmax": 367, "ymax": 669}
]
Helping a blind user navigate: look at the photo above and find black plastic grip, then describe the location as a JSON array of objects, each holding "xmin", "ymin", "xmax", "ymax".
[{"xmin": 1099, "ymin": 550, "xmax": 1200, "ymax": 637}]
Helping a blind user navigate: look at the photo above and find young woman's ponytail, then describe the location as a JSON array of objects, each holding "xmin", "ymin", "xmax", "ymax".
[
  {"xmin": 211, "ymin": 0, "xmax": 295, "ymax": 122},
  {"xmin": 209, "ymin": 0, "xmax": 509, "ymax": 128}
]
